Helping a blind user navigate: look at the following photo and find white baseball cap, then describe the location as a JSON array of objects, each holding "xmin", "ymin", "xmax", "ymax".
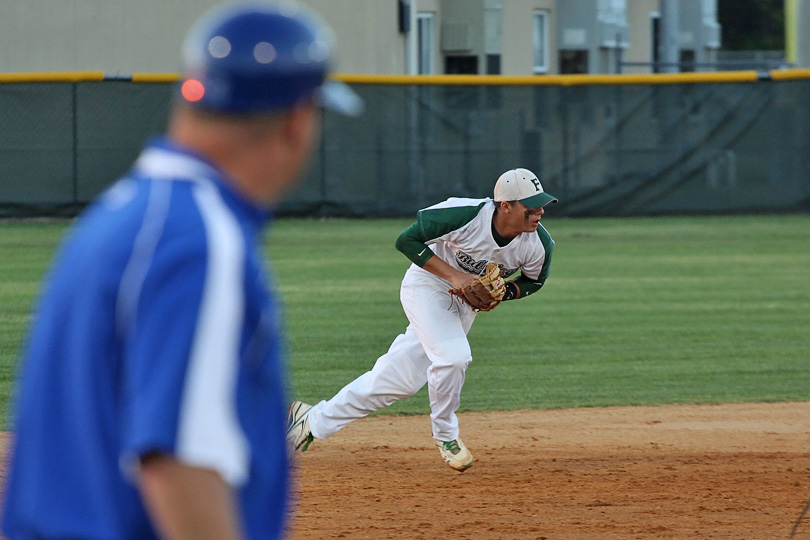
[{"xmin": 493, "ymin": 168, "xmax": 558, "ymax": 208}]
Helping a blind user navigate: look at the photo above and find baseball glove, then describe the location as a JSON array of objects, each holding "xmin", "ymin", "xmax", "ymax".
[{"xmin": 449, "ymin": 262, "xmax": 506, "ymax": 312}]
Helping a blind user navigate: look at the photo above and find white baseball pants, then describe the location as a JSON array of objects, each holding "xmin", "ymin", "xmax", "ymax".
[{"xmin": 307, "ymin": 267, "xmax": 477, "ymax": 442}]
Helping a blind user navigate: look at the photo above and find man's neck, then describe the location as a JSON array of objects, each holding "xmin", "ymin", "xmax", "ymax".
[{"xmin": 491, "ymin": 211, "xmax": 517, "ymax": 246}]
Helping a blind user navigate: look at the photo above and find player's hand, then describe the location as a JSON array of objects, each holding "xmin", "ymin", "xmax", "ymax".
[
  {"xmin": 448, "ymin": 272, "xmax": 478, "ymax": 291},
  {"xmin": 448, "ymin": 263, "xmax": 506, "ymax": 312}
]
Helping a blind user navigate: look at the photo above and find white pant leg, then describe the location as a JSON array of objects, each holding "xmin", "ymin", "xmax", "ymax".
[
  {"xmin": 400, "ymin": 269, "xmax": 477, "ymax": 442},
  {"xmin": 308, "ymin": 268, "xmax": 476, "ymax": 442},
  {"xmin": 308, "ymin": 326, "xmax": 430, "ymax": 440}
]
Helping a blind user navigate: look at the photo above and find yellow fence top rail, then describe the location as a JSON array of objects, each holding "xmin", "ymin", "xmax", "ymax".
[
  {"xmin": 2, "ymin": 69, "xmax": 809, "ymax": 85},
  {"xmin": 0, "ymin": 71, "xmax": 105, "ymax": 83},
  {"xmin": 132, "ymin": 70, "xmax": 793, "ymax": 86},
  {"xmin": 131, "ymin": 73, "xmax": 181, "ymax": 83},
  {"xmin": 336, "ymin": 70, "xmax": 810, "ymax": 85},
  {"xmin": 770, "ymin": 68, "xmax": 810, "ymax": 81}
]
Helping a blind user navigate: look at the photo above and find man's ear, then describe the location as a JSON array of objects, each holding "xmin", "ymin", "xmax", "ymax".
[
  {"xmin": 271, "ymin": 103, "xmax": 320, "ymax": 177},
  {"xmin": 280, "ymin": 103, "xmax": 318, "ymax": 147}
]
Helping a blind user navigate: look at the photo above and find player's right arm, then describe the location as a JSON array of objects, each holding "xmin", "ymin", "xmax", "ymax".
[
  {"xmin": 395, "ymin": 201, "xmax": 489, "ymax": 290},
  {"xmin": 394, "ymin": 221, "xmax": 436, "ymax": 267},
  {"xmin": 396, "ymin": 223, "xmax": 473, "ymax": 288},
  {"xmin": 395, "ymin": 200, "xmax": 487, "ymax": 267},
  {"xmin": 420, "ymin": 251, "xmax": 477, "ymax": 290}
]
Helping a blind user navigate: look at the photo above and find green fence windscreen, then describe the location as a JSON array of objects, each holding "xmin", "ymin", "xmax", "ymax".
[{"xmin": 1, "ymin": 75, "xmax": 808, "ymax": 218}]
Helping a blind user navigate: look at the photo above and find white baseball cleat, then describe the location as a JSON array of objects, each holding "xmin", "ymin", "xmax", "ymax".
[
  {"xmin": 435, "ymin": 437, "xmax": 474, "ymax": 472},
  {"xmin": 286, "ymin": 401, "xmax": 314, "ymax": 456}
]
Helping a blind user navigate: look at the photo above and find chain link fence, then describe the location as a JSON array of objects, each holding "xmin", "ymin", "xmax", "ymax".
[{"xmin": 1, "ymin": 71, "xmax": 808, "ymax": 218}]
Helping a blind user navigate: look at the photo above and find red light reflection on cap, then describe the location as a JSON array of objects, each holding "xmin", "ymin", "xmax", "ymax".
[{"xmin": 181, "ymin": 79, "xmax": 205, "ymax": 102}]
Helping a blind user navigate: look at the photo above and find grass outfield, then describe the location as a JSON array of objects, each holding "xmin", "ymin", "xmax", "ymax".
[{"xmin": 1, "ymin": 215, "xmax": 809, "ymax": 426}]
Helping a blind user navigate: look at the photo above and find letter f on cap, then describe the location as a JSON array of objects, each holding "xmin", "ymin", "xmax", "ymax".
[{"xmin": 493, "ymin": 168, "xmax": 558, "ymax": 208}]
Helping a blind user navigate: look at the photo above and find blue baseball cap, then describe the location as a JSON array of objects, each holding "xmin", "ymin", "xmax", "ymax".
[{"xmin": 179, "ymin": 1, "xmax": 362, "ymax": 116}]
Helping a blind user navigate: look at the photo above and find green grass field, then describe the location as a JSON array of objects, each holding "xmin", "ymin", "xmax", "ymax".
[{"xmin": 1, "ymin": 215, "xmax": 809, "ymax": 427}]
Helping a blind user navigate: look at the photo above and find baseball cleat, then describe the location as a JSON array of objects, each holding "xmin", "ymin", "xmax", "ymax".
[
  {"xmin": 286, "ymin": 401, "xmax": 314, "ymax": 455},
  {"xmin": 435, "ymin": 437, "xmax": 473, "ymax": 472}
]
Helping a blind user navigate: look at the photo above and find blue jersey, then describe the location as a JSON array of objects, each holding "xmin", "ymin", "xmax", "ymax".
[{"xmin": 2, "ymin": 137, "xmax": 289, "ymax": 540}]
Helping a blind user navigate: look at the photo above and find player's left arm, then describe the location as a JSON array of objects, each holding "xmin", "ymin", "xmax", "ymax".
[
  {"xmin": 502, "ymin": 272, "xmax": 545, "ymax": 301},
  {"xmin": 503, "ymin": 227, "xmax": 554, "ymax": 301}
]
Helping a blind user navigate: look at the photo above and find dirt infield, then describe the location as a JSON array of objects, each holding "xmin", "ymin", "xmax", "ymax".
[
  {"xmin": 0, "ymin": 402, "xmax": 807, "ymax": 539},
  {"xmin": 287, "ymin": 402, "xmax": 810, "ymax": 540}
]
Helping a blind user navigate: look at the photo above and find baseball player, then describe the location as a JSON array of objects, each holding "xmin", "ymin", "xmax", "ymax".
[
  {"xmin": 1, "ymin": 3, "xmax": 360, "ymax": 540},
  {"xmin": 287, "ymin": 168, "xmax": 556, "ymax": 471}
]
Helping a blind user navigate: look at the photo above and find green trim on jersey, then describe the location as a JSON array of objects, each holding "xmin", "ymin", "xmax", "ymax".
[
  {"xmin": 503, "ymin": 223, "xmax": 554, "ymax": 299},
  {"xmin": 534, "ymin": 223, "xmax": 554, "ymax": 286},
  {"xmin": 490, "ymin": 220, "xmax": 511, "ymax": 247},
  {"xmin": 395, "ymin": 199, "xmax": 554, "ymax": 302},
  {"xmin": 417, "ymin": 201, "xmax": 488, "ymax": 241},
  {"xmin": 395, "ymin": 222, "xmax": 435, "ymax": 266},
  {"xmin": 395, "ymin": 201, "xmax": 489, "ymax": 267}
]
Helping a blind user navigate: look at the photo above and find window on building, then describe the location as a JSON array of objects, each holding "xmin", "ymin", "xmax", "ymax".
[
  {"xmin": 417, "ymin": 12, "xmax": 435, "ymax": 74},
  {"xmin": 484, "ymin": 0, "xmax": 502, "ymax": 74},
  {"xmin": 679, "ymin": 50, "xmax": 695, "ymax": 72},
  {"xmin": 445, "ymin": 55, "xmax": 478, "ymax": 74},
  {"xmin": 533, "ymin": 10, "xmax": 549, "ymax": 74},
  {"xmin": 651, "ymin": 13, "xmax": 660, "ymax": 73},
  {"xmin": 559, "ymin": 50, "xmax": 588, "ymax": 74},
  {"xmin": 486, "ymin": 54, "xmax": 501, "ymax": 74}
]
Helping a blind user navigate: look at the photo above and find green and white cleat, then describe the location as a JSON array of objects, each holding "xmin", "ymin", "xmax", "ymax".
[
  {"xmin": 435, "ymin": 437, "xmax": 474, "ymax": 472},
  {"xmin": 286, "ymin": 401, "xmax": 314, "ymax": 456}
]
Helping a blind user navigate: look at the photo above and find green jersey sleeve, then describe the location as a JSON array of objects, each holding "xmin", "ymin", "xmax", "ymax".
[
  {"xmin": 394, "ymin": 201, "xmax": 486, "ymax": 267},
  {"xmin": 532, "ymin": 224, "xmax": 554, "ymax": 287},
  {"xmin": 395, "ymin": 222, "xmax": 435, "ymax": 266}
]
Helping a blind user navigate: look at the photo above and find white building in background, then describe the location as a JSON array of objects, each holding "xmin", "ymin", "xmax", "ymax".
[{"xmin": 0, "ymin": 0, "xmax": 726, "ymax": 76}]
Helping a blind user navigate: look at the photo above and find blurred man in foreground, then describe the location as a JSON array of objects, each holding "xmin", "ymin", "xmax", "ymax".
[{"xmin": 1, "ymin": 2, "xmax": 360, "ymax": 539}]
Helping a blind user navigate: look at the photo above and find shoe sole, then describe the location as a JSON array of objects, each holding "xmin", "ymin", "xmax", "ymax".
[{"xmin": 443, "ymin": 458, "xmax": 474, "ymax": 472}]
